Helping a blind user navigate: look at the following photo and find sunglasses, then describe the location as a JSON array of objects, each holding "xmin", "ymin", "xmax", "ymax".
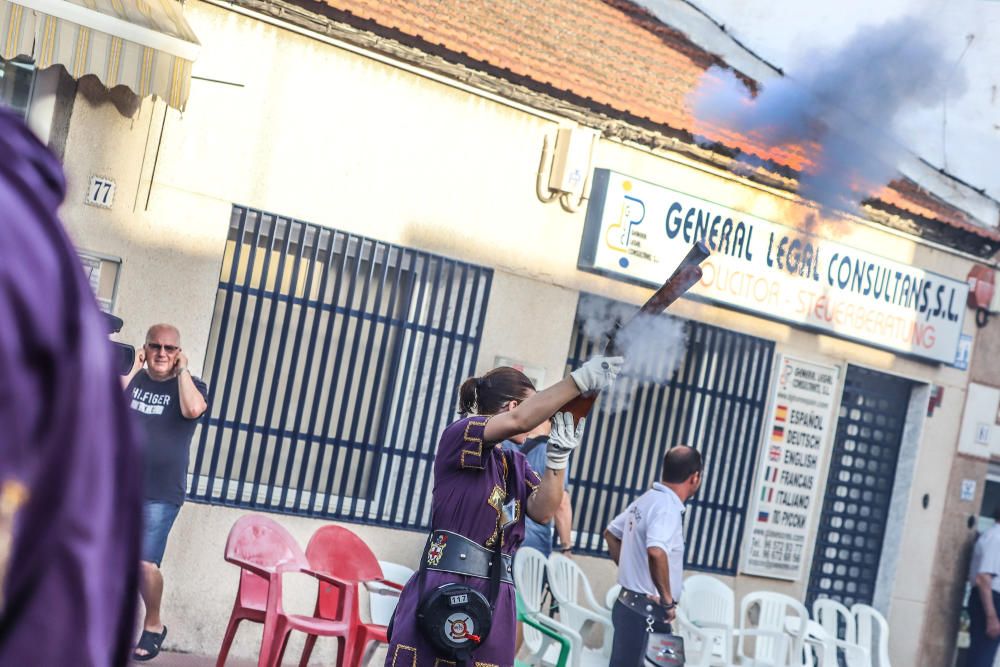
[{"xmin": 145, "ymin": 343, "xmax": 180, "ymax": 353}]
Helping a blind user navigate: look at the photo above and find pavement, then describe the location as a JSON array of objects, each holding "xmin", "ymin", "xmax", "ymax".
[
  {"xmin": 131, "ymin": 653, "xmax": 255, "ymax": 667},
  {"xmin": 135, "ymin": 647, "xmax": 388, "ymax": 666}
]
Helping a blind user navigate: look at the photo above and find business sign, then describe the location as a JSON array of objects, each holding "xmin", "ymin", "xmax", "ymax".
[
  {"xmin": 741, "ymin": 355, "xmax": 840, "ymax": 580},
  {"xmin": 578, "ymin": 169, "xmax": 968, "ymax": 364}
]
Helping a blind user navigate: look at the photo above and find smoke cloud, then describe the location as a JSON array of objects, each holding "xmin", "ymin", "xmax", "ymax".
[
  {"xmin": 687, "ymin": 17, "xmax": 964, "ymax": 216},
  {"xmin": 576, "ymin": 295, "xmax": 688, "ymax": 413}
]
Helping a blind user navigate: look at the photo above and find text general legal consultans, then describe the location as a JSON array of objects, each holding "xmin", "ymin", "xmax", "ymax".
[{"xmin": 664, "ymin": 201, "xmax": 962, "ymax": 324}]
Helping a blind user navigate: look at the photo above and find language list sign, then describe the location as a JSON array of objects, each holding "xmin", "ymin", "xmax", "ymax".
[
  {"xmin": 578, "ymin": 169, "xmax": 968, "ymax": 364},
  {"xmin": 741, "ymin": 355, "xmax": 840, "ymax": 580}
]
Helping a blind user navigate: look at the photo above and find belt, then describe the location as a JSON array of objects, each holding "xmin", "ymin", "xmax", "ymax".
[
  {"xmin": 423, "ymin": 530, "xmax": 514, "ymax": 585},
  {"xmin": 618, "ymin": 587, "xmax": 674, "ymax": 624}
]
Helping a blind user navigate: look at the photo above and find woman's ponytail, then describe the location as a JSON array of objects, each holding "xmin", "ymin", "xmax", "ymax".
[
  {"xmin": 458, "ymin": 376, "xmax": 480, "ymax": 415},
  {"xmin": 456, "ymin": 367, "xmax": 535, "ymax": 415}
]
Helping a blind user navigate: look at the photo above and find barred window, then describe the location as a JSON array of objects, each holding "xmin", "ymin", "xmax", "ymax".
[
  {"xmin": 190, "ymin": 206, "xmax": 492, "ymax": 529},
  {"xmin": 566, "ymin": 294, "xmax": 775, "ymax": 574}
]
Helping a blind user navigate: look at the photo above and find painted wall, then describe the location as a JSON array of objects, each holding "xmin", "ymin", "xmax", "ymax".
[{"xmin": 46, "ymin": 1, "xmax": 987, "ymax": 663}]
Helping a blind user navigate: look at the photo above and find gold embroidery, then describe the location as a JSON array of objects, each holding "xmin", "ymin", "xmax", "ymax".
[
  {"xmin": 486, "ymin": 454, "xmax": 513, "ymax": 548},
  {"xmin": 474, "ymin": 662, "xmax": 501, "ymax": 667},
  {"xmin": 459, "ymin": 416, "xmax": 490, "ymax": 469},
  {"xmin": 0, "ymin": 479, "xmax": 29, "ymax": 608},
  {"xmin": 485, "ymin": 484, "xmax": 506, "ymax": 548},
  {"xmin": 391, "ymin": 644, "xmax": 418, "ymax": 667},
  {"xmin": 525, "ymin": 468, "xmax": 541, "ymax": 491}
]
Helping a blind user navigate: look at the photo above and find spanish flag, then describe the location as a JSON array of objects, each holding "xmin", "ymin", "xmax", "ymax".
[{"xmin": 775, "ymin": 405, "xmax": 789, "ymax": 422}]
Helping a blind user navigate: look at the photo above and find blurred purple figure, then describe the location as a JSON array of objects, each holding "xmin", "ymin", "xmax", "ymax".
[{"xmin": 0, "ymin": 107, "xmax": 142, "ymax": 665}]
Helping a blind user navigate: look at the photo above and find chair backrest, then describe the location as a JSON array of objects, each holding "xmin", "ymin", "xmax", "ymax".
[
  {"xmin": 605, "ymin": 583, "xmax": 622, "ymax": 611},
  {"xmin": 682, "ymin": 575, "xmax": 736, "ymax": 628},
  {"xmin": 514, "ymin": 546, "xmax": 548, "ymax": 613},
  {"xmin": 378, "ymin": 560, "xmax": 415, "ymax": 587},
  {"xmin": 513, "ymin": 547, "xmax": 549, "ymax": 654},
  {"xmin": 306, "ymin": 525, "xmax": 385, "ymax": 621},
  {"xmin": 306, "ymin": 525, "xmax": 384, "ymax": 582},
  {"xmin": 547, "ymin": 553, "xmax": 583, "ymax": 605},
  {"xmin": 369, "ymin": 561, "xmax": 416, "ymax": 626},
  {"xmin": 813, "ymin": 598, "xmax": 856, "ymax": 644},
  {"xmin": 852, "ymin": 604, "xmax": 890, "ymax": 667},
  {"xmin": 224, "ymin": 514, "xmax": 308, "ymax": 609},
  {"xmin": 739, "ymin": 591, "xmax": 809, "ymax": 665}
]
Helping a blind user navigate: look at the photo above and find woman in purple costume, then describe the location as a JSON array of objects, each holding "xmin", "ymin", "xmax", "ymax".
[{"xmin": 385, "ymin": 356, "xmax": 623, "ymax": 667}]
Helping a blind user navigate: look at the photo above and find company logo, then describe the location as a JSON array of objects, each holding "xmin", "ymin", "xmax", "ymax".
[{"xmin": 605, "ymin": 181, "xmax": 645, "ymax": 269}]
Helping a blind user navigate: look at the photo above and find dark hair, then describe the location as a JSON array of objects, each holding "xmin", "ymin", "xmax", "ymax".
[
  {"xmin": 458, "ymin": 367, "xmax": 536, "ymax": 416},
  {"xmin": 661, "ymin": 446, "xmax": 703, "ymax": 484}
]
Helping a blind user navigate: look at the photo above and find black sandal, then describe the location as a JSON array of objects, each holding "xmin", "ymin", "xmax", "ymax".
[{"xmin": 133, "ymin": 625, "xmax": 167, "ymax": 661}]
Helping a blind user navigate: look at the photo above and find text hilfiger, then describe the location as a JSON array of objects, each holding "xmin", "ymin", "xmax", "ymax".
[{"xmin": 131, "ymin": 386, "xmax": 171, "ymax": 415}]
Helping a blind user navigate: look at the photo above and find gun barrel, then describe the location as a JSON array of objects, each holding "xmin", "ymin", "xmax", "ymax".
[{"xmin": 562, "ymin": 241, "xmax": 710, "ymax": 423}]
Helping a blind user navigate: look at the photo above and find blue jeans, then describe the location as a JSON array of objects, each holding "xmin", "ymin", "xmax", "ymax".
[
  {"xmin": 141, "ymin": 501, "xmax": 181, "ymax": 566},
  {"xmin": 969, "ymin": 590, "xmax": 1000, "ymax": 667}
]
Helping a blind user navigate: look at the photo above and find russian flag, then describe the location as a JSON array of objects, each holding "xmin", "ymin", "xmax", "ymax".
[{"xmin": 757, "ymin": 511, "xmax": 769, "ymax": 523}]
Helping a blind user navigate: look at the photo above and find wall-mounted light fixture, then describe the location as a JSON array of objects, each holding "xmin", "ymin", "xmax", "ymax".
[{"xmin": 536, "ymin": 126, "xmax": 599, "ymax": 213}]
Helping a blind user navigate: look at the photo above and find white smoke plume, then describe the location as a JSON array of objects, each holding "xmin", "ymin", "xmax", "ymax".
[
  {"xmin": 686, "ymin": 16, "xmax": 964, "ymax": 216},
  {"xmin": 576, "ymin": 295, "xmax": 688, "ymax": 413}
]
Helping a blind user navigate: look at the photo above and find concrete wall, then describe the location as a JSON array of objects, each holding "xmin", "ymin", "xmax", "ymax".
[{"xmin": 44, "ymin": 1, "xmax": 991, "ymax": 663}]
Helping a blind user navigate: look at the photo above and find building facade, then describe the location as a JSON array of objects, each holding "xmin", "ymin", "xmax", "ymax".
[{"xmin": 6, "ymin": 0, "xmax": 1000, "ymax": 664}]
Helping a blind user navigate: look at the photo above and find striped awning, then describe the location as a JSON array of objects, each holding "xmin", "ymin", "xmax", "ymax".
[{"xmin": 1, "ymin": 0, "xmax": 200, "ymax": 110}]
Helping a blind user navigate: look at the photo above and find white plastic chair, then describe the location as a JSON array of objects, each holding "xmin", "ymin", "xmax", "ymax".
[
  {"xmin": 852, "ymin": 604, "xmax": 890, "ymax": 667},
  {"xmin": 546, "ymin": 553, "xmax": 614, "ymax": 657},
  {"xmin": 368, "ymin": 561, "xmax": 414, "ymax": 626},
  {"xmin": 515, "ymin": 547, "xmax": 590, "ymax": 667},
  {"xmin": 673, "ymin": 607, "xmax": 721, "ymax": 667},
  {"xmin": 680, "ymin": 574, "xmax": 736, "ymax": 666},
  {"xmin": 810, "ymin": 599, "xmax": 870, "ymax": 667},
  {"xmin": 736, "ymin": 591, "xmax": 808, "ymax": 667},
  {"xmin": 604, "ymin": 583, "xmax": 621, "ymax": 612}
]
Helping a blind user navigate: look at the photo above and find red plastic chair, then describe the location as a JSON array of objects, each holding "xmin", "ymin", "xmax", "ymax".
[
  {"xmin": 300, "ymin": 525, "xmax": 404, "ymax": 667},
  {"xmin": 216, "ymin": 515, "xmax": 352, "ymax": 667}
]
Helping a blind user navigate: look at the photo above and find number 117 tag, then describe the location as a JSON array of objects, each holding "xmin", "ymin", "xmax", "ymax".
[{"xmin": 85, "ymin": 176, "xmax": 116, "ymax": 209}]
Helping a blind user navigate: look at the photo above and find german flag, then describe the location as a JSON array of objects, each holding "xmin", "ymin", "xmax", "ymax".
[
  {"xmin": 775, "ymin": 404, "xmax": 789, "ymax": 422},
  {"xmin": 772, "ymin": 425, "xmax": 785, "ymax": 441}
]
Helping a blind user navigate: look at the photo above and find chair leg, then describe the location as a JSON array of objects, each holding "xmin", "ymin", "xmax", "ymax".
[
  {"xmin": 259, "ymin": 622, "xmax": 290, "ymax": 667},
  {"xmin": 350, "ymin": 636, "xmax": 370, "ymax": 666},
  {"xmin": 298, "ymin": 633, "xmax": 318, "ymax": 667},
  {"xmin": 335, "ymin": 635, "xmax": 356, "ymax": 667},
  {"xmin": 216, "ymin": 615, "xmax": 242, "ymax": 667}
]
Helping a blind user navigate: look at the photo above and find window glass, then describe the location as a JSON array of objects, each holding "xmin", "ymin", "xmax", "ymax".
[{"xmin": 0, "ymin": 58, "xmax": 36, "ymax": 119}]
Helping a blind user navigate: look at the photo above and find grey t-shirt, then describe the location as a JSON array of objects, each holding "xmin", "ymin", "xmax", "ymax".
[{"xmin": 126, "ymin": 370, "xmax": 208, "ymax": 505}]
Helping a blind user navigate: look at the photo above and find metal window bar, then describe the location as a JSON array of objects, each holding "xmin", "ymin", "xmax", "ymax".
[
  {"xmin": 565, "ymin": 294, "xmax": 774, "ymax": 573},
  {"xmin": 189, "ymin": 206, "xmax": 492, "ymax": 531}
]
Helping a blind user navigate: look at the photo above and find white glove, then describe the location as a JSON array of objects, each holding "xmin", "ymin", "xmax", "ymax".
[
  {"xmin": 570, "ymin": 355, "xmax": 624, "ymax": 394},
  {"xmin": 546, "ymin": 412, "xmax": 586, "ymax": 471}
]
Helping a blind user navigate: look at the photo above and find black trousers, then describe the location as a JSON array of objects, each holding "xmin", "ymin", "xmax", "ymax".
[
  {"xmin": 969, "ymin": 590, "xmax": 1000, "ymax": 667},
  {"xmin": 610, "ymin": 599, "xmax": 672, "ymax": 667}
]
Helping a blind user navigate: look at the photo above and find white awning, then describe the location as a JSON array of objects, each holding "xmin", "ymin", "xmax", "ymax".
[{"xmin": 0, "ymin": 0, "xmax": 200, "ymax": 110}]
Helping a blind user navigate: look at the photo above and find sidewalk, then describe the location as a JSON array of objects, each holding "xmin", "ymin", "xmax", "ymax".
[
  {"xmin": 136, "ymin": 647, "xmax": 387, "ymax": 666},
  {"xmin": 133, "ymin": 652, "xmax": 256, "ymax": 667}
]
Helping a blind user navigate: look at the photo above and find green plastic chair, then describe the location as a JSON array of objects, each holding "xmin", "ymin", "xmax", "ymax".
[{"xmin": 515, "ymin": 591, "xmax": 571, "ymax": 667}]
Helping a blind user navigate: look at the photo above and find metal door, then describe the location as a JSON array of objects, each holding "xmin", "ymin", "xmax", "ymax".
[{"xmin": 806, "ymin": 366, "xmax": 914, "ymax": 608}]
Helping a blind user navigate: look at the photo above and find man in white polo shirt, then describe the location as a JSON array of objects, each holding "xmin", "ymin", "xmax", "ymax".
[
  {"xmin": 968, "ymin": 507, "xmax": 1000, "ymax": 667},
  {"xmin": 604, "ymin": 446, "xmax": 703, "ymax": 667}
]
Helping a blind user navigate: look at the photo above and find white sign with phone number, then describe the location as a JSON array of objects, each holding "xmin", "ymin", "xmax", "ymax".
[{"xmin": 741, "ymin": 355, "xmax": 840, "ymax": 581}]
